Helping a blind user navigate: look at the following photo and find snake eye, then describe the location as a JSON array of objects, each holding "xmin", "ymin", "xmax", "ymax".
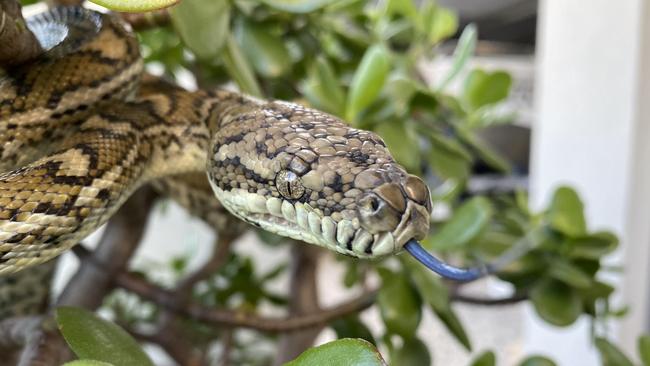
[{"xmin": 276, "ymin": 170, "xmax": 305, "ymax": 200}]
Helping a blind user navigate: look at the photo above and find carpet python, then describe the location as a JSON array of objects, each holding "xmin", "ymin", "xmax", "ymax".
[{"xmin": 0, "ymin": 5, "xmax": 434, "ymax": 287}]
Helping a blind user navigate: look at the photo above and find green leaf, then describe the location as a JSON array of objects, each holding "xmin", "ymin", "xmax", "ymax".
[
  {"xmin": 222, "ymin": 35, "xmax": 263, "ymax": 97},
  {"xmin": 566, "ymin": 232, "xmax": 618, "ymax": 259},
  {"xmin": 437, "ymin": 24, "xmax": 477, "ymax": 91},
  {"xmin": 63, "ymin": 361, "xmax": 114, "ymax": 366},
  {"xmin": 530, "ymin": 279, "xmax": 582, "ymax": 327},
  {"xmin": 285, "ymin": 338, "xmax": 387, "ymax": 366},
  {"xmin": 389, "ymin": 337, "xmax": 431, "ymax": 366},
  {"xmin": 56, "ymin": 307, "xmax": 154, "ymax": 366},
  {"xmin": 548, "ymin": 186, "xmax": 586, "ymax": 237},
  {"xmin": 470, "ymin": 351, "xmax": 496, "ymax": 366},
  {"xmin": 378, "ymin": 269, "xmax": 421, "ymax": 339},
  {"xmin": 548, "ymin": 260, "xmax": 592, "ymax": 289},
  {"xmin": 407, "ymin": 259, "xmax": 471, "ymax": 350},
  {"xmin": 375, "ymin": 120, "xmax": 420, "ymax": 173},
  {"xmin": 456, "ymin": 127, "xmax": 511, "ymax": 173},
  {"xmin": 346, "ymin": 45, "xmax": 391, "ymax": 122},
  {"xmin": 331, "ymin": 316, "xmax": 376, "ymax": 345},
  {"xmin": 595, "ymin": 338, "xmax": 634, "ymax": 366},
  {"xmin": 302, "ymin": 57, "xmax": 346, "ymax": 115},
  {"xmin": 236, "ymin": 20, "xmax": 291, "ymax": 78},
  {"xmin": 89, "ymin": 0, "xmax": 178, "ymax": 12},
  {"xmin": 463, "ymin": 69, "xmax": 512, "ymax": 111},
  {"xmin": 428, "ymin": 197, "xmax": 493, "ymax": 251},
  {"xmin": 170, "ymin": 0, "xmax": 230, "ymax": 60},
  {"xmin": 425, "ymin": 5, "xmax": 458, "ymax": 44},
  {"xmin": 639, "ymin": 335, "xmax": 650, "ymax": 366},
  {"xmin": 259, "ymin": 0, "xmax": 335, "ymax": 13},
  {"xmin": 429, "ymin": 134, "xmax": 472, "ymax": 180},
  {"xmin": 518, "ymin": 355, "xmax": 557, "ymax": 366}
]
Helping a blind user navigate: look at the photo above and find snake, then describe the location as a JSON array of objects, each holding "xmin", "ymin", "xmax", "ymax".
[
  {"xmin": 0, "ymin": 6, "xmax": 437, "ymax": 279},
  {"xmin": 1, "ymin": 6, "xmax": 519, "ymax": 320}
]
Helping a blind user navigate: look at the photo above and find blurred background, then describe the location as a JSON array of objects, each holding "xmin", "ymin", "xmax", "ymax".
[{"xmin": 35, "ymin": 0, "xmax": 650, "ymax": 364}]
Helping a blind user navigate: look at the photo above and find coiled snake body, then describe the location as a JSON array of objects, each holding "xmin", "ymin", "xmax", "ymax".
[{"xmin": 0, "ymin": 6, "xmax": 432, "ymax": 283}]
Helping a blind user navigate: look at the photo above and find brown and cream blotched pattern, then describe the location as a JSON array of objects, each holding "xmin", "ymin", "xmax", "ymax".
[{"xmin": 0, "ymin": 5, "xmax": 433, "ymax": 280}]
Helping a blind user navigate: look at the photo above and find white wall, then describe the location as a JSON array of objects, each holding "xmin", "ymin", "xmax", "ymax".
[{"xmin": 530, "ymin": 0, "xmax": 650, "ymax": 362}]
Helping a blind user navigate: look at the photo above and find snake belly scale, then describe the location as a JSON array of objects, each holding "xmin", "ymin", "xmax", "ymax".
[{"xmin": 0, "ymin": 7, "xmax": 433, "ymax": 277}]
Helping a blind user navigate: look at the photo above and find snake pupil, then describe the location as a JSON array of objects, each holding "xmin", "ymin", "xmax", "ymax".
[{"xmin": 276, "ymin": 170, "xmax": 305, "ymax": 200}]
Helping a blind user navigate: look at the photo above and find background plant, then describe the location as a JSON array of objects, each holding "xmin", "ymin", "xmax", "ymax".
[{"xmin": 2, "ymin": 0, "xmax": 638, "ymax": 365}]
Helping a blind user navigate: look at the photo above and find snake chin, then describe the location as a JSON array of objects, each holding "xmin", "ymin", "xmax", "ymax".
[{"xmin": 209, "ymin": 185, "xmax": 399, "ymax": 258}]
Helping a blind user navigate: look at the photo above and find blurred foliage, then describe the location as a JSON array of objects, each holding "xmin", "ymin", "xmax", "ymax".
[{"xmin": 21, "ymin": 0, "xmax": 633, "ymax": 364}]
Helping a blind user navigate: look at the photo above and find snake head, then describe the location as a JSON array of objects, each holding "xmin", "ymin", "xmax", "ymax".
[{"xmin": 208, "ymin": 97, "xmax": 432, "ymax": 258}]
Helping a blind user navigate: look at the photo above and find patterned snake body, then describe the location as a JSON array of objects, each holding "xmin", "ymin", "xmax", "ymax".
[{"xmin": 0, "ymin": 7, "xmax": 432, "ymax": 276}]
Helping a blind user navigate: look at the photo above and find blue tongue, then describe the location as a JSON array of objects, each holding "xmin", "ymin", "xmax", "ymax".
[{"xmin": 403, "ymin": 239, "xmax": 489, "ymax": 282}]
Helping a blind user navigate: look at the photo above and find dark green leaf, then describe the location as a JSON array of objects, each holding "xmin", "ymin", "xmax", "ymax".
[
  {"xmin": 470, "ymin": 351, "xmax": 496, "ymax": 366},
  {"xmin": 170, "ymin": 0, "xmax": 230, "ymax": 60},
  {"xmin": 548, "ymin": 186, "xmax": 586, "ymax": 237},
  {"xmin": 518, "ymin": 355, "xmax": 557, "ymax": 366},
  {"xmin": 389, "ymin": 337, "xmax": 431, "ymax": 366},
  {"xmin": 378, "ymin": 269, "xmax": 421, "ymax": 339},
  {"xmin": 566, "ymin": 232, "xmax": 618, "ymax": 259},
  {"xmin": 236, "ymin": 21, "xmax": 291, "ymax": 78},
  {"xmin": 530, "ymin": 279, "xmax": 582, "ymax": 327},
  {"xmin": 639, "ymin": 335, "xmax": 650, "ymax": 366},
  {"xmin": 346, "ymin": 45, "xmax": 391, "ymax": 122},
  {"xmin": 285, "ymin": 338, "xmax": 387, "ymax": 366},
  {"xmin": 428, "ymin": 197, "xmax": 493, "ymax": 251},
  {"xmin": 331, "ymin": 316, "xmax": 376, "ymax": 345},
  {"xmin": 595, "ymin": 337, "xmax": 634, "ymax": 366},
  {"xmin": 548, "ymin": 260, "xmax": 592, "ymax": 289},
  {"xmin": 56, "ymin": 307, "xmax": 154, "ymax": 366},
  {"xmin": 463, "ymin": 69, "xmax": 512, "ymax": 110}
]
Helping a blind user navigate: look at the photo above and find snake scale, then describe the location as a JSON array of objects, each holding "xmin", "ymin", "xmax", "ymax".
[{"xmin": 0, "ymin": 2, "xmax": 433, "ymax": 292}]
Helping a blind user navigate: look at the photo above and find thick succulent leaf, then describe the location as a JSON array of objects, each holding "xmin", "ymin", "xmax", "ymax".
[
  {"xmin": 285, "ymin": 338, "xmax": 387, "ymax": 366},
  {"xmin": 389, "ymin": 337, "xmax": 432, "ymax": 366},
  {"xmin": 639, "ymin": 335, "xmax": 650, "ymax": 366},
  {"xmin": 259, "ymin": 0, "xmax": 336, "ymax": 13},
  {"xmin": 548, "ymin": 260, "xmax": 593, "ymax": 289},
  {"xmin": 437, "ymin": 24, "xmax": 476, "ymax": 91},
  {"xmin": 407, "ymin": 258, "xmax": 472, "ymax": 350},
  {"xmin": 463, "ymin": 69, "xmax": 512, "ymax": 111},
  {"xmin": 331, "ymin": 316, "xmax": 376, "ymax": 345},
  {"xmin": 566, "ymin": 231, "xmax": 618, "ymax": 259},
  {"xmin": 428, "ymin": 196, "xmax": 493, "ymax": 251},
  {"xmin": 548, "ymin": 186, "xmax": 586, "ymax": 237},
  {"xmin": 346, "ymin": 45, "xmax": 390, "ymax": 122},
  {"xmin": 170, "ymin": 0, "xmax": 230, "ymax": 60},
  {"xmin": 518, "ymin": 355, "xmax": 557, "ymax": 366},
  {"xmin": 470, "ymin": 351, "xmax": 496, "ymax": 366},
  {"xmin": 89, "ymin": 0, "xmax": 178, "ymax": 12},
  {"xmin": 377, "ymin": 268, "xmax": 421, "ymax": 339},
  {"xmin": 595, "ymin": 337, "xmax": 634, "ymax": 366},
  {"xmin": 56, "ymin": 307, "xmax": 154, "ymax": 366},
  {"xmin": 236, "ymin": 20, "xmax": 291, "ymax": 78},
  {"xmin": 530, "ymin": 279, "xmax": 582, "ymax": 327},
  {"xmin": 222, "ymin": 35, "xmax": 263, "ymax": 97},
  {"xmin": 63, "ymin": 361, "xmax": 114, "ymax": 366}
]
